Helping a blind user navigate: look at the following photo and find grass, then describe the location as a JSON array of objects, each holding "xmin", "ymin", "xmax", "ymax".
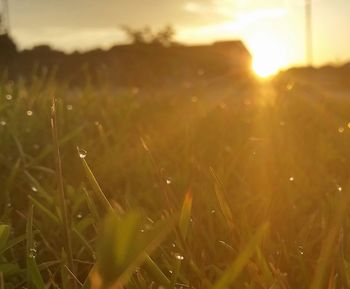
[{"xmin": 1, "ymin": 72, "xmax": 350, "ymax": 288}]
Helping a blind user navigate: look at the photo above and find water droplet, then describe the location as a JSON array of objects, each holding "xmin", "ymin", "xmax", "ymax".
[
  {"xmin": 31, "ymin": 186, "xmax": 38, "ymax": 192},
  {"xmin": 168, "ymin": 270, "xmax": 173, "ymax": 274},
  {"xmin": 77, "ymin": 147, "xmax": 87, "ymax": 159},
  {"xmin": 337, "ymin": 185, "xmax": 342, "ymax": 192},
  {"xmin": 289, "ymin": 177, "xmax": 294, "ymax": 182},
  {"xmin": 171, "ymin": 243, "xmax": 176, "ymax": 248},
  {"xmin": 338, "ymin": 127, "xmax": 345, "ymax": 133},
  {"xmin": 28, "ymin": 248, "xmax": 37, "ymax": 259},
  {"xmin": 7, "ymin": 203, "xmax": 12, "ymax": 208},
  {"xmin": 77, "ymin": 213, "xmax": 83, "ymax": 219},
  {"xmin": 166, "ymin": 179, "xmax": 172, "ymax": 185},
  {"xmin": 66, "ymin": 104, "xmax": 73, "ymax": 111},
  {"xmin": 297, "ymin": 245, "xmax": 304, "ymax": 255},
  {"xmin": 140, "ymin": 229, "xmax": 145, "ymax": 233},
  {"xmin": 5, "ymin": 94, "xmax": 12, "ymax": 100},
  {"xmin": 348, "ymin": 123, "xmax": 350, "ymax": 129},
  {"xmin": 26, "ymin": 110, "xmax": 33, "ymax": 117},
  {"xmin": 0, "ymin": 120, "xmax": 6, "ymax": 126},
  {"xmin": 174, "ymin": 253, "xmax": 184, "ymax": 261},
  {"xmin": 211, "ymin": 209, "xmax": 216, "ymax": 214}
]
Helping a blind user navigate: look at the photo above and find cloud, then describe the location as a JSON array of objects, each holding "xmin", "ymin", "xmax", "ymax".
[
  {"xmin": 178, "ymin": 6, "xmax": 287, "ymax": 43},
  {"xmin": 183, "ymin": 0, "xmax": 235, "ymax": 18}
]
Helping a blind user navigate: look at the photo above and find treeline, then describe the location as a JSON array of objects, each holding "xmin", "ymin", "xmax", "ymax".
[{"xmin": 0, "ymin": 26, "xmax": 253, "ymax": 87}]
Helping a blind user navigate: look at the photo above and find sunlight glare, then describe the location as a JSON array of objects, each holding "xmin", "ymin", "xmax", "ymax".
[{"xmin": 248, "ymin": 35, "xmax": 288, "ymax": 78}]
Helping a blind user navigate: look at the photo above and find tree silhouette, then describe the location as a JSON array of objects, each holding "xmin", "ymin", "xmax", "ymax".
[
  {"xmin": 121, "ymin": 25, "xmax": 176, "ymax": 46},
  {"xmin": 0, "ymin": 33, "xmax": 17, "ymax": 65}
]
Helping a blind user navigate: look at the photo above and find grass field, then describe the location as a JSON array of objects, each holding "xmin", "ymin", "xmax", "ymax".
[{"xmin": 1, "ymin": 72, "xmax": 350, "ymax": 289}]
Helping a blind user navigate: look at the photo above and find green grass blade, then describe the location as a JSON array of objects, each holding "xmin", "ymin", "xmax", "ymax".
[
  {"xmin": 0, "ymin": 233, "xmax": 26, "ymax": 255},
  {"xmin": 83, "ymin": 187, "xmax": 101, "ymax": 223},
  {"xmin": 28, "ymin": 195, "xmax": 60, "ymax": 224},
  {"xmin": 212, "ymin": 223, "xmax": 268, "ymax": 289},
  {"xmin": 78, "ymin": 151, "xmax": 113, "ymax": 212},
  {"xmin": 210, "ymin": 167, "xmax": 235, "ymax": 231},
  {"xmin": 179, "ymin": 190, "xmax": 193, "ymax": 240},
  {"xmin": 26, "ymin": 205, "xmax": 46, "ymax": 289},
  {"xmin": 95, "ymin": 211, "xmax": 173, "ymax": 288},
  {"xmin": 309, "ymin": 190, "xmax": 350, "ymax": 289},
  {"xmin": 0, "ymin": 225, "xmax": 10, "ymax": 252},
  {"xmin": 144, "ymin": 255, "xmax": 171, "ymax": 288}
]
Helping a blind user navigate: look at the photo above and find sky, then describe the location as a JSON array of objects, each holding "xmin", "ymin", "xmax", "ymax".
[{"xmin": 4, "ymin": 0, "xmax": 350, "ymax": 70}]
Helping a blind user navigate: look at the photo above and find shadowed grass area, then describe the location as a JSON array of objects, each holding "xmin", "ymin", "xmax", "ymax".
[{"xmin": 1, "ymin": 73, "xmax": 350, "ymax": 288}]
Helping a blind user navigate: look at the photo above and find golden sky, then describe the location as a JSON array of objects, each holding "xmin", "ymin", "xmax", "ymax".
[{"xmin": 7, "ymin": 0, "xmax": 350, "ymax": 70}]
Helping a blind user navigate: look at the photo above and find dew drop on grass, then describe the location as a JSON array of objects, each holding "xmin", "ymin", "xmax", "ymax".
[
  {"xmin": 78, "ymin": 148, "xmax": 87, "ymax": 159},
  {"xmin": 77, "ymin": 213, "xmax": 83, "ymax": 219},
  {"xmin": 337, "ymin": 185, "xmax": 342, "ymax": 192},
  {"xmin": 338, "ymin": 127, "xmax": 345, "ymax": 133},
  {"xmin": 289, "ymin": 177, "xmax": 294, "ymax": 182},
  {"xmin": 0, "ymin": 120, "xmax": 6, "ymax": 126},
  {"xmin": 211, "ymin": 209, "xmax": 216, "ymax": 214},
  {"xmin": 28, "ymin": 248, "xmax": 37, "ymax": 259},
  {"xmin": 5, "ymin": 94, "xmax": 12, "ymax": 100},
  {"xmin": 66, "ymin": 104, "xmax": 73, "ymax": 111},
  {"xmin": 348, "ymin": 123, "xmax": 350, "ymax": 129},
  {"xmin": 174, "ymin": 253, "xmax": 184, "ymax": 261},
  {"xmin": 166, "ymin": 179, "xmax": 172, "ymax": 185},
  {"xmin": 7, "ymin": 203, "xmax": 12, "ymax": 208},
  {"xmin": 297, "ymin": 245, "xmax": 304, "ymax": 255},
  {"xmin": 26, "ymin": 110, "xmax": 33, "ymax": 117},
  {"xmin": 31, "ymin": 186, "xmax": 38, "ymax": 192}
]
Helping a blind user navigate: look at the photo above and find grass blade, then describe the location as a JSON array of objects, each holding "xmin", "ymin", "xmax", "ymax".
[
  {"xmin": 144, "ymin": 255, "xmax": 171, "ymax": 288},
  {"xmin": 51, "ymin": 97, "xmax": 75, "ymax": 285},
  {"xmin": 179, "ymin": 190, "xmax": 193, "ymax": 240},
  {"xmin": 92, "ymin": 211, "xmax": 173, "ymax": 289},
  {"xmin": 26, "ymin": 205, "xmax": 45, "ymax": 289},
  {"xmin": 309, "ymin": 190, "xmax": 350, "ymax": 289},
  {"xmin": 212, "ymin": 223, "xmax": 268, "ymax": 289},
  {"xmin": 210, "ymin": 167, "xmax": 235, "ymax": 232},
  {"xmin": 78, "ymin": 149, "xmax": 113, "ymax": 213},
  {"xmin": 0, "ymin": 225, "xmax": 10, "ymax": 252}
]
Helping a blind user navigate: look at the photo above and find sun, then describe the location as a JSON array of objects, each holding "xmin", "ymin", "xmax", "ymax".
[{"xmin": 248, "ymin": 35, "xmax": 288, "ymax": 78}]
